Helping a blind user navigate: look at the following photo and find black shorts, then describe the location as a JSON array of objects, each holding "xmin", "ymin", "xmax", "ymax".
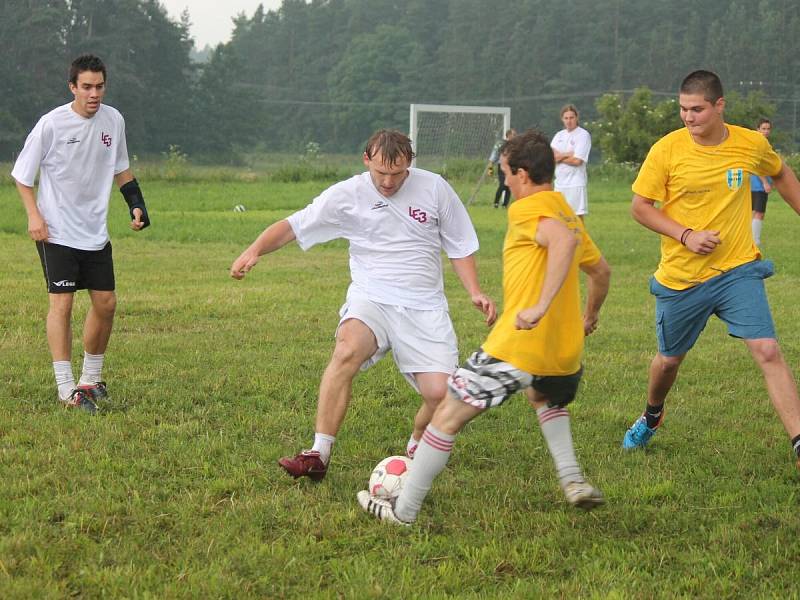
[
  {"xmin": 751, "ymin": 191, "xmax": 768, "ymax": 213},
  {"xmin": 36, "ymin": 241, "xmax": 115, "ymax": 294}
]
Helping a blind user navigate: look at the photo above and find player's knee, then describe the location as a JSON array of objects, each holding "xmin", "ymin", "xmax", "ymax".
[
  {"xmin": 749, "ymin": 338, "xmax": 782, "ymax": 365},
  {"xmin": 48, "ymin": 295, "xmax": 74, "ymax": 318},
  {"xmin": 431, "ymin": 396, "xmax": 470, "ymax": 435},
  {"xmin": 655, "ymin": 353, "xmax": 683, "ymax": 375},
  {"xmin": 329, "ymin": 339, "xmax": 368, "ymax": 371},
  {"xmin": 420, "ymin": 381, "xmax": 448, "ymax": 407},
  {"xmin": 94, "ymin": 294, "xmax": 116, "ymax": 318}
]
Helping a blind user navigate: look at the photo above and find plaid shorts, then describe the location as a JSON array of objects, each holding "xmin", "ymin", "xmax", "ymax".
[{"xmin": 448, "ymin": 349, "xmax": 583, "ymax": 409}]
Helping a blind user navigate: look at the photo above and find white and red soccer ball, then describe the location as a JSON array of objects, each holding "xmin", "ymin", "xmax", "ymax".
[{"xmin": 368, "ymin": 455, "xmax": 412, "ymax": 499}]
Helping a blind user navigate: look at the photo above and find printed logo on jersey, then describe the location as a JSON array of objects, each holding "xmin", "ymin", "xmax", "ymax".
[
  {"xmin": 52, "ymin": 279, "xmax": 76, "ymax": 287},
  {"xmin": 66, "ymin": 137, "xmax": 81, "ymax": 145},
  {"xmin": 371, "ymin": 200, "xmax": 389, "ymax": 210},
  {"xmin": 726, "ymin": 168, "xmax": 743, "ymax": 190},
  {"xmin": 101, "ymin": 132, "xmax": 112, "ymax": 148},
  {"xmin": 408, "ymin": 207, "xmax": 427, "ymax": 223}
]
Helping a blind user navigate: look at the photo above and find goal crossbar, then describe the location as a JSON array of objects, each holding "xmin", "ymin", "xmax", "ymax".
[{"xmin": 409, "ymin": 104, "xmax": 511, "ymax": 168}]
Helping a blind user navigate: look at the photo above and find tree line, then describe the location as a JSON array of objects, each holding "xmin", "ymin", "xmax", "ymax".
[{"xmin": 3, "ymin": 0, "xmax": 799, "ymax": 163}]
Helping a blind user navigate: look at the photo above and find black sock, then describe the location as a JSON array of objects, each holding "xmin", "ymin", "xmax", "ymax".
[
  {"xmin": 791, "ymin": 434, "xmax": 800, "ymax": 459},
  {"xmin": 644, "ymin": 403, "xmax": 664, "ymax": 429}
]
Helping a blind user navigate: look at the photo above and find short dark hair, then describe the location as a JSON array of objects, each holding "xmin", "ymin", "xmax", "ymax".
[
  {"xmin": 365, "ymin": 129, "xmax": 416, "ymax": 165},
  {"xmin": 69, "ymin": 54, "xmax": 106, "ymax": 86},
  {"xmin": 680, "ymin": 70, "xmax": 723, "ymax": 103},
  {"xmin": 501, "ymin": 129, "xmax": 554, "ymax": 185},
  {"xmin": 756, "ymin": 117, "xmax": 772, "ymax": 128}
]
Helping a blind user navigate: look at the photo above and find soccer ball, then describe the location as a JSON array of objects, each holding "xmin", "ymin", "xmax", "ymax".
[
  {"xmin": 368, "ymin": 455, "xmax": 412, "ymax": 499},
  {"xmin": 233, "ymin": 204, "xmax": 246, "ymax": 212}
]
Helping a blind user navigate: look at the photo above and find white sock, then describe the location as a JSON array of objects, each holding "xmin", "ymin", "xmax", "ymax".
[
  {"xmin": 53, "ymin": 361, "xmax": 75, "ymax": 401},
  {"xmin": 751, "ymin": 219, "xmax": 763, "ymax": 245},
  {"xmin": 311, "ymin": 433, "xmax": 335, "ymax": 464},
  {"xmin": 78, "ymin": 352, "xmax": 104, "ymax": 386},
  {"xmin": 394, "ymin": 425, "xmax": 455, "ymax": 523},
  {"xmin": 406, "ymin": 433, "xmax": 419, "ymax": 458},
  {"xmin": 536, "ymin": 405, "xmax": 584, "ymax": 488}
]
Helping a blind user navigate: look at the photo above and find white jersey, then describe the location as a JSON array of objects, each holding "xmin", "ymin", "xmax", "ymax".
[
  {"xmin": 12, "ymin": 103, "xmax": 130, "ymax": 251},
  {"xmin": 286, "ymin": 168, "xmax": 479, "ymax": 310},
  {"xmin": 551, "ymin": 126, "xmax": 591, "ymax": 189}
]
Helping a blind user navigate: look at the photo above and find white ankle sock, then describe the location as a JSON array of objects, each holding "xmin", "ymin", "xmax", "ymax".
[
  {"xmin": 536, "ymin": 405, "xmax": 584, "ymax": 488},
  {"xmin": 311, "ymin": 433, "xmax": 335, "ymax": 464},
  {"xmin": 79, "ymin": 352, "xmax": 104, "ymax": 386},
  {"xmin": 406, "ymin": 434, "xmax": 419, "ymax": 458},
  {"xmin": 53, "ymin": 361, "xmax": 75, "ymax": 401}
]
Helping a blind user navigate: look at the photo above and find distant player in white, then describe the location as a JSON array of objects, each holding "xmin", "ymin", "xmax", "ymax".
[
  {"xmin": 230, "ymin": 129, "xmax": 496, "ymax": 481},
  {"xmin": 551, "ymin": 104, "xmax": 591, "ymax": 220},
  {"xmin": 12, "ymin": 54, "xmax": 150, "ymax": 414}
]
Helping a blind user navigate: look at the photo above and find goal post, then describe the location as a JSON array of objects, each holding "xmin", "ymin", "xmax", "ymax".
[
  {"xmin": 410, "ymin": 104, "xmax": 511, "ymax": 206},
  {"xmin": 409, "ymin": 104, "xmax": 511, "ymax": 174}
]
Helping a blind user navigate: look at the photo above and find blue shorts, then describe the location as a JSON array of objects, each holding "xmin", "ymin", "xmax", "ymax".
[{"xmin": 650, "ymin": 259, "xmax": 776, "ymax": 357}]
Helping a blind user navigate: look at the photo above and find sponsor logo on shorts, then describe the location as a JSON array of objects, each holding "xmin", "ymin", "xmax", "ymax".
[
  {"xmin": 101, "ymin": 132, "xmax": 112, "ymax": 148},
  {"xmin": 408, "ymin": 207, "xmax": 428, "ymax": 223},
  {"xmin": 726, "ymin": 168, "xmax": 743, "ymax": 190},
  {"xmin": 52, "ymin": 279, "xmax": 76, "ymax": 287}
]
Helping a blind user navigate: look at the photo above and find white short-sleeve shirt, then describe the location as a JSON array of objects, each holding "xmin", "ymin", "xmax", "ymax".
[
  {"xmin": 551, "ymin": 126, "xmax": 591, "ymax": 189},
  {"xmin": 12, "ymin": 103, "xmax": 130, "ymax": 251},
  {"xmin": 286, "ymin": 168, "xmax": 479, "ymax": 310}
]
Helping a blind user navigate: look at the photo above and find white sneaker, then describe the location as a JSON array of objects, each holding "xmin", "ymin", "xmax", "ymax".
[
  {"xmin": 564, "ymin": 481, "xmax": 605, "ymax": 510},
  {"xmin": 356, "ymin": 491, "xmax": 411, "ymax": 526}
]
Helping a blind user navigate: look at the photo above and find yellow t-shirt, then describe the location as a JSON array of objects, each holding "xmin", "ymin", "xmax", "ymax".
[
  {"xmin": 482, "ymin": 190, "xmax": 601, "ymax": 376},
  {"xmin": 633, "ymin": 124, "xmax": 782, "ymax": 290}
]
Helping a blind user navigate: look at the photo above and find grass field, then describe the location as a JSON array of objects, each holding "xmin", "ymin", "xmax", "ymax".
[{"xmin": 1, "ymin": 172, "xmax": 799, "ymax": 598}]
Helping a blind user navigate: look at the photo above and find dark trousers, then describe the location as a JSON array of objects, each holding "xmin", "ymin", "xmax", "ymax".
[{"xmin": 494, "ymin": 168, "xmax": 510, "ymax": 207}]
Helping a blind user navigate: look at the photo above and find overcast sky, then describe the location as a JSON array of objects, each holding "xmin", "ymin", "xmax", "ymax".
[{"xmin": 160, "ymin": 0, "xmax": 284, "ymax": 48}]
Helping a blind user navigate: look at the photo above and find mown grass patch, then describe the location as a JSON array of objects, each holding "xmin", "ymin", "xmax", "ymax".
[{"xmin": 1, "ymin": 175, "xmax": 799, "ymax": 597}]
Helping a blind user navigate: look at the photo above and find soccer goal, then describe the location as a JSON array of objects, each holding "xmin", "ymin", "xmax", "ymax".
[{"xmin": 409, "ymin": 104, "xmax": 511, "ymax": 174}]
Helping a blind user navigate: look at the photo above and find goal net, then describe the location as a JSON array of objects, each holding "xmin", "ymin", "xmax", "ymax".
[{"xmin": 409, "ymin": 104, "xmax": 511, "ymax": 176}]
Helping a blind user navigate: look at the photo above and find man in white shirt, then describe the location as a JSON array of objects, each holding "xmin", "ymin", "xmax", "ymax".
[
  {"xmin": 230, "ymin": 129, "xmax": 496, "ymax": 481},
  {"xmin": 551, "ymin": 104, "xmax": 592, "ymax": 220},
  {"xmin": 12, "ymin": 54, "xmax": 150, "ymax": 414}
]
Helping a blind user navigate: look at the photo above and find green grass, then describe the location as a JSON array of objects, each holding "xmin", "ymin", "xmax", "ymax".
[{"xmin": 1, "ymin": 174, "xmax": 799, "ymax": 598}]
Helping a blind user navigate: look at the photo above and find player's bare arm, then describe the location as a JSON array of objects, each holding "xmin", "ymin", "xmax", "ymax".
[
  {"xmin": 560, "ymin": 155, "xmax": 584, "ymax": 167},
  {"xmin": 580, "ymin": 257, "xmax": 611, "ymax": 336},
  {"xmin": 516, "ymin": 217, "xmax": 577, "ymax": 330},
  {"xmin": 449, "ymin": 254, "xmax": 497, "ymax": 325},
  {"xmin": 553, "ymin": 149, "xmax": 573, "ymax": 162},
  {"xmin": 631, "ymin": 193, "xmax": 721, "ymax": 255},
  {"xmin": 771, "ymin": 161, "xmax": 800, "ymax": 214},
  {"xmin": 15, "ymin": 180, "xmax": 49, "ymax": 241},
  {"xmin": 230, "ymin": 219, "xmax": 296, "ymax": 279}
]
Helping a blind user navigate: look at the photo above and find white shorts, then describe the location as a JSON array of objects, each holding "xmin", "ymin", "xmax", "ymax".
[
  {"xmin": 337, "ymin": 298, "xmax": 458, "ymax": 391},
  {"xmin": 555, "ymin": 185, "xmax": 588, "ymax": 216}
]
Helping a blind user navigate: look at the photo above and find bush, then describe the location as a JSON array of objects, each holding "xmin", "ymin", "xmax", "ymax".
[
  {"xmin": 589, "ymin": 160, "xmax": 639, "ymax": 184},
  {"xmin": 591, "ymin": 87, "xmax": 779, "ymax": 167},
  {"xmin": 590, "ymin": 88, "xmax": 680, "ymax": 166},
  {"xmin": 784, "ymin": 153, "xmax": 800, "ymax": 177},
  {"xmin": 161, "ymin": 144, "xmax": 189, "ymax": 180}
]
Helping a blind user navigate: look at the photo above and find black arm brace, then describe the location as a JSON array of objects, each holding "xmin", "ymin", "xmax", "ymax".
[{"xmin": 119, "ymin": 178, "xmax": 150, "ymax": 228}]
